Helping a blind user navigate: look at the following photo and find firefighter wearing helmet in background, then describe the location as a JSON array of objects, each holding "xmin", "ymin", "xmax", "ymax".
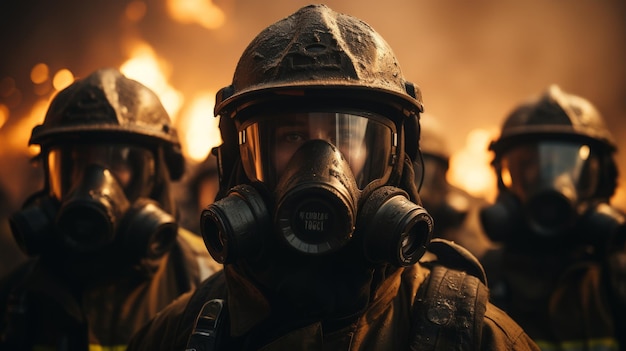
[
  {"xmin": 416, "ymin": 114, "xmax": 496, "ymax": 259},
  {"xmin": 480, "ymin": 85, "xmax": 626, "ymax": 350},
  {"xmin": 0, "ymin": 68, "xmax": 221, "ymax": 351},
  {"xmin": 126, "ymin": 5, "xmax": 539, "ymax": 350}
]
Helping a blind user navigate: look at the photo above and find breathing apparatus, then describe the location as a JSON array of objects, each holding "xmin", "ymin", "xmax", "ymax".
[
  {"xmin": 481, "ymin": 84, "xmax": 623, "ymax": 252},
  {"xmin": 9, "ymin": 68, "xmax": 185, "ymax": 263},
  {"xmin": 201, "ymin": 4, "xmax": 433, "ymax": 268}
]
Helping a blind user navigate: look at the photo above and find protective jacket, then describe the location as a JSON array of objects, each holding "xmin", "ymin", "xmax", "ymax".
[
  {"xmin": 481, "ymin": 246, "xmax": 626, "ymax": 350},
  {"xmin": 126, "ymin": 240, "xmax": 540, "ymax": 351},
  {"xmin": 0, "ymin": 229, "xmax": 221, "ymax": 351}
]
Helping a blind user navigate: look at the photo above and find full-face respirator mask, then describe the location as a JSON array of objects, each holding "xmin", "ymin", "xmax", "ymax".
[
  {"xmin": 10, "ymin": 144, "xmax": 177, "ymax": 260},
  {"xmin": 481, "ymin": 139, "xmax": 624, "ymax": 252},
  {"xmin": 480, "ymin": 84, "xmax": 625, "ymax": 253},
  {"xmin": 201, "ymin": 111, "xmax": 433, "ymax": 267}
]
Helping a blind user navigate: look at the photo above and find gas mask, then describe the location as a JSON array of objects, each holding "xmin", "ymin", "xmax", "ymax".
[
  {"xmin": 9, "ymin": 144, "xmax": 177, "ymax": 260},
  {"xmin": 202, "ymin": 111, "xmax": 433, "ymax": 267},
  {"xmin": 481, "ymin": 140, "xmax": 623, "ymax": 251}
]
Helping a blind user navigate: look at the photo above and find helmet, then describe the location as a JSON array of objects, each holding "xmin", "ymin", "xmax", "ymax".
[
  {"xmin": 214, "ymin": 4, "xmax": 423, "ymax": 119},
  {"xmin": 419, "ymin": 114, "xmax": 450, "ymax": 163},
  {"xmin": 214, "ymin": 4, "xmax": 423, "ymax": 191},
  {"xmin": 490, "ymin": 84, "xmax": 617, "ymax": 199},
  {"xmin": 30, "ymin": 67, "xmax": 184, "ymax": 180},
  {"xmin": 490, "ymin": 84, "xmax": 616, "ymax": 156}
]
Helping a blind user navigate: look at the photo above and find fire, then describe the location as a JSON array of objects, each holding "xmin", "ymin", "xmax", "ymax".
[
  {"xmin": 177, "ymin": 92, "xmax": 222, "ymax": 162},
  {"xmin": 166, "ymin": 0, "xmax": 225, "ymax": 30},
  {"xmin": 30, "ymin": 63, "xmax": 49, "ymax": 84},
  {"xmin": 119, "ymin": 41, "xmax": 220, "ymax": 162},
  {"xmin": 52, "ymin": 69, "xmax": 75, "ymax": 91},
  {"xmin": 0, "ymin": 104, "xmax": 8, "ymax": 130},
  {"xmin": 120, "ymin": 42, "xmax": 183, "ymax": 122},
  {"xmin": 0, "ymin": 65, "xmax": 74, "ymax": 157},
  {"xmin": 3, "ymin": 98, "xmax": 50, "ymax": 157},
  {"xmin": 448, "ymin": 128, "xmax": 499, "ymax": 202}
]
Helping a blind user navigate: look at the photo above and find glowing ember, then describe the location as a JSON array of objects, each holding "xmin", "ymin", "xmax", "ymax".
[
  {"xmin": 30, "ymin": 63, "xmax": 49, "ymax": 85},
  {"xmin": 52, "ymin": 69, "xmax": 75, "ymax": 91}
]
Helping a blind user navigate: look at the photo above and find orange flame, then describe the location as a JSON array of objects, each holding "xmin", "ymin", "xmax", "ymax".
[
  {"xmin": 0, "ymin": 104, "xmax": 8, "ymax": 131},
  {"xmin": 448, "ymin": 128, "xmax": 499, "ymax": 202},
  {"xmin": 119, "ymin": 41, "xmax": 222, "ymax": 161},
  {"xmin": 166, "ymin": 0, "xmax": 225, "ymax": 30},
  {"xmin": 177, "ymin": 92, "xmax": 222, "ymax": 162},
  {"xmin": 120, "ymin": 42, "xmax": 183, "ymax": 121}
]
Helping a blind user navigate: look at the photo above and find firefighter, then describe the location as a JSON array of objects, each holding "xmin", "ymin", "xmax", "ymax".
[
  {"xmin": 417, "ymin": 114, "xmax": 496, "ymax": 259},
  {"xmin": 0, "ymin": 68, "xmax": 221, "ymax": 350},
  {"xmin": 480, "ymin": 84, "xmax": 626, "ymax": 350},
  {"xmin": 126, "ymin": 5, "xmax": 539, "ymax": 350}
]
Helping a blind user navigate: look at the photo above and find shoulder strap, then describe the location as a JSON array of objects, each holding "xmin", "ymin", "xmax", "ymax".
[
  {"xmin": 178, "ymin": 273, "xmax": 229, "ymax": 351},
  {"xmin": 184, "ymin": 299, "xmax": 228, "ymax": 351},
  {"xmin": 425, "ymin": 238, "xmax": 488, "ymax": 285},
  {"xmin": 410, "ymin": 265, "xmax": 489, "ymax": 350}
]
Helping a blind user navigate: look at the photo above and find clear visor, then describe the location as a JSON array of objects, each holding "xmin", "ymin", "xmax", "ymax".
[
  {"xmin": 500, "ymin": 141, "xmax": 600, "ymax": 201},
  {"xmin": 240, "ymin": 112, "xmax": 397, "ymax": 189},
  {"xmin": 47, "ymin": 144, "xmax": 156, "ymax": 201}
]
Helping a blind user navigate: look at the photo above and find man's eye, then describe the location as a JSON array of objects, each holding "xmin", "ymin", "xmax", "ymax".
[{"xmin": 284, "ymin": 133, "xmax": 305, "ymax": 143}]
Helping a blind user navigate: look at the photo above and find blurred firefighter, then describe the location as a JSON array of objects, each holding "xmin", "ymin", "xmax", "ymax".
[
  {"xmin": 0, "ymin": 68, "xmax": 221, "ymax": 351},
  {"xmin": 175, "ymin": 152, "xmax": 219, "ymax": 235},
  {"xmin": 480, "ymin": 84, "xmax": 626, "ymax": 350},
  {"xmin": 126, "ymin": 5, "xmax": 539, "ymax": 350},
  {"xmin": 417, "ymin": 114, "xmax": 496, "ymax": 259}
]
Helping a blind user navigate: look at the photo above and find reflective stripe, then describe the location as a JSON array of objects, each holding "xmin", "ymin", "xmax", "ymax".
[
  {"xmin": 88, "ymin": 345, "xmax": 128, "ymax": 351},
  {"xmin": 535, "ymin": 338, "xmax": 620, "ymax": 351},
  {"xmin": 33, "ymin": 345, "xmax": 127, "ymax": 351}
]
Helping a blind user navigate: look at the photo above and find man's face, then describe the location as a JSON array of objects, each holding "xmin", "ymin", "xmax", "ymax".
[
  {"xmin": 47, "ymin": 143, "xmax": 156, "ymax": 202},
  {"xmin": 273, "ymin": 113, "xmax": 368, "ymax": 180},
  {"xmin": 239, "ymin": 111, "xmax": 396, "ymax": 189}
]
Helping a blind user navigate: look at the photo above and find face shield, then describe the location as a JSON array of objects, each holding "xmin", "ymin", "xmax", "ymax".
[
  {"xmin": 239, "ymin": 111, "xmax": 397, "ymax": 190},
  {"xmin": 47, "ymin": 143, "xmax": 156, "ymax": 202},
  {"xmin": 500, "ymin": 141, "xmax": 600, "ymax": 202},
  {"xmin": 499, "ymin": 140, "xmax": 601, "ymax": 235}
]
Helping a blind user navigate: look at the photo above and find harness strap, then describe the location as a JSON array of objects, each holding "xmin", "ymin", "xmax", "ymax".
[{"xmin": 184, "ymin": 299, "xmax": 227, "ymax": 351}]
